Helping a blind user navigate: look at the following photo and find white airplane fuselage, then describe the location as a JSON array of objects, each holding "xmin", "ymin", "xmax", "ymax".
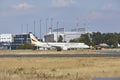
[{"xmin": 29, "ymin": 33, "xmax": 89, "ymax": 50}]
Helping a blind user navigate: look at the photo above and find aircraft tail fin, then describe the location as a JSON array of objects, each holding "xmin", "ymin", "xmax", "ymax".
[{"xmin": 29, "ymin": 32, "xmax": 41, "ymax": 44}]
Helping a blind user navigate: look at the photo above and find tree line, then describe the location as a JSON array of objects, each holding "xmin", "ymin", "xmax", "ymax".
[{"xmin": 70, "ymin": 32, "xmax": 120, "ymax": 48}]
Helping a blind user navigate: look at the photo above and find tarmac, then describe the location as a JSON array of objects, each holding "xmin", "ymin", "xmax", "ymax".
[{"xmin": 0, "ymin": 52, "xmax": 120, "ymax": 58}]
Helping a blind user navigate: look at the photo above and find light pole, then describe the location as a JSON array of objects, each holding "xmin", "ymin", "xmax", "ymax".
[
  {"xmin": 46, "ymin": 18, "xmax": 48, "ymax": 35},
  {"xmin": 27, "ymin": 24, "xmax": 28, "ymax": 33},
  {"xmin": 21, "ymin": 24, "xmax": 23, "ymax": 44},
  {"xmin": 56, "ymin": 21, "xmax": 59, "ymax": 42},
  {"xmin": 34, "ymin": 20, "xmax": 36, "ymax": 35},
  {"xmin": 50, "ymin": 18, "xmax": 53, "ymax": 33},
  {"xmin": 27, "ymin": 24, "xmax": 29, "ymax": 43},
  {"xmin": 76, "ymin": 18, "xmax": 79, "ymax": 32},
  {"xmin": 40, "ymin": 19, "xmax": 42, "ymax": 40}
]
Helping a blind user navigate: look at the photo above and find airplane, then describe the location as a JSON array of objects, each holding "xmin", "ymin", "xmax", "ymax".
[
  {"xmin": 118, "ymin": 43, "xmax": 120, "ymax": 48},
  {"xmin": 29, "ymin": 32, "xmax": 89, "ymax": 51}
]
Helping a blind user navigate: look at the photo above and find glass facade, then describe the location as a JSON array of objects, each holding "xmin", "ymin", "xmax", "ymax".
[
  {"xmin": 0, "ymin": 33, "xmax": 31, "ymax": 49},
  {"xmin": 12, "ymin": 34, "xmax": 30, "ymax": 46}
]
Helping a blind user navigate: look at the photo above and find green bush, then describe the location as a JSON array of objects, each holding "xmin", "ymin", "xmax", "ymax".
[{"xmin": 16, "ymin": 43, "xmax": 37, "ymax": 50}]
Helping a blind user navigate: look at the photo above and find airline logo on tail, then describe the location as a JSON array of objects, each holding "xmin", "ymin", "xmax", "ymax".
[
  {"xmin": 29, "ymin": 32, "xmax": 39, "ymax": 44},
  {"xmin": 32, "ymin": 39, "xmax": 37, "ymax": 42}
]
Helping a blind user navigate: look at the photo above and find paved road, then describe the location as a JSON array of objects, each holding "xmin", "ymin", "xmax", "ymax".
[{"xmin": 0, "ymin": 53, "xmax": 120, "ymax": 58}]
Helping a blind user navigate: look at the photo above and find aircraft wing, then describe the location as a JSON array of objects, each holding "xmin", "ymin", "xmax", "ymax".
[{"xmin": 47, "ymin": 43, "xmax": 63, "ymax": 51}]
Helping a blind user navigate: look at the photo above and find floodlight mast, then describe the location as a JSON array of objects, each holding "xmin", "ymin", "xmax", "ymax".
[
  {"xmin": 46, "ymin": 18, "xmax": 48, "ymax": 35},
  {"xmin": 27, "ymin": 24, "xmax": 29, "ymax": 43},
  {"xmin": 50, "ymin": 18, "xmax": 53, "ymax": 34},
  {"xmin": 56, "ymin": 21, "xmax": 59, "ymax": 42},
  {"xmin": 39, "ymin": 19, "xmax": 42, "ymax": 39},
  {"xmin": 34, "ymin": 20, "xmax": 36, "ymax": 35}
]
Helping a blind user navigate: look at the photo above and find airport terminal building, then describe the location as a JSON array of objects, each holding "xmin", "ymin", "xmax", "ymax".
[
  {"xmin": 44, "ymin": 31, "xmax": 87, "ymax": 42},
  {"xmin": 0, "ymin": 33, "xmax": 30, "ymax": 49}
]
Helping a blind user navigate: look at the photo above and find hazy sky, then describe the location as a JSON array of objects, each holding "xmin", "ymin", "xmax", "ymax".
[{"xmin": 0, "ymin": 0, "xmax": 120, "ymax": 37}]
